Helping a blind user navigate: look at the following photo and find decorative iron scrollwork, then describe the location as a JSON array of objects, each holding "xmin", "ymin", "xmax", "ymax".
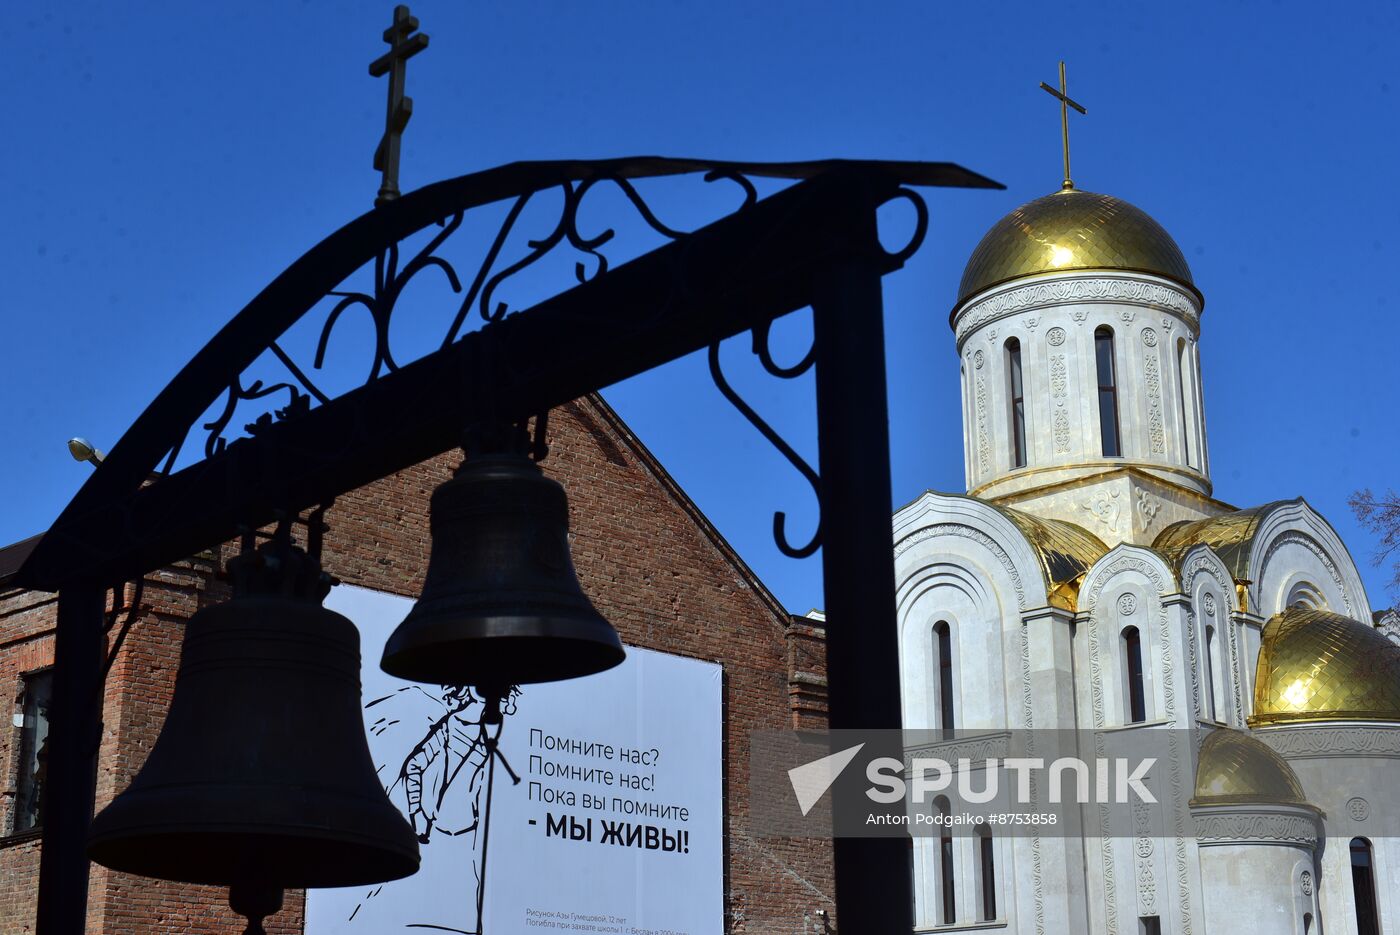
[
  {"xmin": 191, "ymin": 168, "xmax": 767, "ymax": 464},
  {"xmin": 708, "ymin": 327, "xmax": 822, "ymax": 559},
  {"xmin": 879, "ymin": 187, "xmax": 929, "ymax": 263},
  {"xmin": 126, "ymin": 159, "xmax": 939, "ymax": 570}
]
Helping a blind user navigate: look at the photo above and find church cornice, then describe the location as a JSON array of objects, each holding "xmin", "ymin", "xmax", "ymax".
[
  {"xmin": 972, "ymin": 464, "xmax": 1231, "ymax": 513},
  {"xmin": 1255, "ymin": 724, "xmax": 1400, "ymax": 759},
  {"xmin": 952, "ymin": 271, "xmax": 1201, "ymax": 348},
  {"xmin": 1190, "ymin": 803, "xmax": 1322, "ymax": 848}
]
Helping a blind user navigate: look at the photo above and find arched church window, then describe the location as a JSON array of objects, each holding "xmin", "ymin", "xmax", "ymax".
[
  {"xmin": 1204, "ymin": 624, "xmax": 1219, "ymax": 721},
  {"xmin": 1005, "ymin": 338, "xmax": 1027, "ymax": 469},
  {"xmin": 936, "ymin": 796, "xmax": 956, "ymax": 924},
  {"xmin": 977, "ymin": 824, "xmax": 997, "ymax": 921},
  {"xmin": 1095, "ymin": 327, "xmax": 1122, "ymax": 457},
  {"xmin": 1350, "ymin": 837, "xmax": 1380, "ymax": 935},
  {"xmin": 934, "ymin": 621, "xmax": 955, "ymax": 735},
  {"xmin": 1177, "ymin": 338, "xmax": 1194, "ymax": 467},
  {"xmin": 1122, "ymin": 625, "xmax": 1146, "ymax": 723}
]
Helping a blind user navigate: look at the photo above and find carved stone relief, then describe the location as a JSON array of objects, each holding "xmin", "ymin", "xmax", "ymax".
[
  {"xmin": 1136, "ymin": 488, "xmax": 1163, "ymax": 532},
  {"xmin": 1193, "ymin": 812, "xmax": 1318, "ymax": 847},
  {"xmin": 954, "ymin": 277, "xmax": 1199, "ymax": 347},
  {"xmin": 975, "ymin": 374, "xmax": 990, "ymax": 476},
  {"xmin": 1051, "ymin": 353, "xmax": 1070, "ymax": 454},
  {"xmin": 1145, "ymin": 351, "xmax": 1165, "ymax": 456},
  {"xmin": 1080, "ymin": 490, "xmax": 1122, "ymax": 531}
]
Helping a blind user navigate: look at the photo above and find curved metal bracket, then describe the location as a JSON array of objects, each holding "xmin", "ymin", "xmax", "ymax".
[{"xmin": 708, "ymin": 336, "xmax": 821, "ymax": 559}]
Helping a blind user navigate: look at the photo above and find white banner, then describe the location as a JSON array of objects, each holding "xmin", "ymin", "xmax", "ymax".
[{"xmin": 307, "ymin": 585, "xmax": 724, "ymax": 935}]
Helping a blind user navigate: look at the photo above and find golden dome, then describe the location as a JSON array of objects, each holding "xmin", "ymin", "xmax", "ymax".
[
  {"xmin": 955, "ymin": 188, "xmax": 1197, "ymax": 307},
  {"xmin": 1249, "ymin": 607, "xmax": 1400, "ymax": 726},
  {"xmin": 1190, "ymin": 727, "xmax": 1308, "ymax": 807}
]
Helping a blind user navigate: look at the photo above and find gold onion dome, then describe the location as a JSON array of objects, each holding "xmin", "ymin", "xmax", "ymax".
[
  {"xmin": 1250, "ymin": 607, "xmax": 1400, "ymax": 726},
  {"xmin": 1190, "ymin": 727, "xmax": 1309, "ymax": 807},
  {"xmin": 956, "ymin": 188, "xmax": 1197, "ymax": 308}
]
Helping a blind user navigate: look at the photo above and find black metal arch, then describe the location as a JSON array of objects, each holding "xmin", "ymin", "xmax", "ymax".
[
  {"xmin": 19, "ymin": 157, "xmax": 995, "ymax": 592},
  {"xmin": 23, "ymin": 154, "xmax": 1002, "ymax": 935}
]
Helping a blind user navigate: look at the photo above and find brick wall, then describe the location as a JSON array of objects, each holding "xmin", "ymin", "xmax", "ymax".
[{"xmin": 0, "ymin": 394, "xmax": 831, "ymax": 934}]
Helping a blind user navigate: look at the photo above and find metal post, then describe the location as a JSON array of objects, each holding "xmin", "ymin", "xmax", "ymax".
[
  {"xmin": 812, "ymin": 246, "xmax": 913, "ymax": 932},
  {"xmin": 36, "ymin": 586, "xmax": 106, "ymax": 935}
]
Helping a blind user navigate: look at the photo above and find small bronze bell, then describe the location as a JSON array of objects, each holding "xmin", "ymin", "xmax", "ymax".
[
  {"xmin": 88, "ymin": 532, "xmax": 419, "ymax": 925},
  {"xmin": 381, "ymin": 448, "xmax": 624, "ymax": 687}
]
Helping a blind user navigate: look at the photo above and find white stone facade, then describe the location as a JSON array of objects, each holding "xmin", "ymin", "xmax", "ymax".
[{"xmin": 894, "ymin": 244, "xmax": 1396, "ymax": 933}]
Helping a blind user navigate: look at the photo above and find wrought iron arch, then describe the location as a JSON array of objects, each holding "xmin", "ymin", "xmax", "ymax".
[{"xmin": 21, "ymin": 154, "xmax": 1001, "ymax": 935}]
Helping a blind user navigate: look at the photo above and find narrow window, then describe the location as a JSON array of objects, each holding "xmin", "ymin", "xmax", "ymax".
[
  {"xmin": 1177, "ymin": 338, "xmax": 1193, "ymax": 466},
  {"xmin": 1351, "ymin": 838, "xmax": 1380, "ymax": 935},
  {"xmin": 908, "ymin": 838, "xmax": 918, "ymax": 928},
  {"xmin": 1095, "ymin": 327, "xmax": 1122, "ymax": 457},
  {"xmin": 934, "ymin": 621, "xmax": 955, "ymax": 735},
  {"xmin": 1123, "ymin": 626, "xmax": 1146, "ymax": 723},
  {"xmin": 14, "ymin": 669, "xmax": 54, "ymax": 833},
  {"xmin": 1006, "ymin": 338, "xmax": 1027, "ymax": 469},
  {"xmin": 937, "ymin": 796, "xmax": 956, "ymax": 924},
  {"xmin": 1204, "ymin": 625, "xmax": 1218, "ymax": 721},
  {"xmin": 978, "ymin": 826, "xmax": 997, "ymax": 920},
  {"xmin": 1139, "ymin": 917, "xmax": 1162, "ymax": 935}
]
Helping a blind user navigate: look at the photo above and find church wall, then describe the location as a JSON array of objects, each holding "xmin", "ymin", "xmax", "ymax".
[
  {"xmin": 893, "ymin": 496, "xmax": 1104, "ymax": 934},
  {"xmin": 1076, "ymin": 548, "xmax": 1207, "ymax": 935},
  {"xmin": 895, "ymin": 548, "xmax": 1013, "ymax": 732},
  {"xmin": 1258, "ymin": 726, "xmax": 1400, "ymax": 935},
  {"xmin": 1196, "ymin": 839, "xmax": 1315, "ymax": 935},
  {"xmin": 0, "ymin": 395, "xmax": 830, "ymax": 934}
]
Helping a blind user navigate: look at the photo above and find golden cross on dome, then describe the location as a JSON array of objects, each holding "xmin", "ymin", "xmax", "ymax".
[
  {"xmin": 370, "ymin": 5, "xmax": 430, "ymax": 207},
  {"xmin": 1039, "ymin": 61, "xmax": 1087, "ymax": 191}
]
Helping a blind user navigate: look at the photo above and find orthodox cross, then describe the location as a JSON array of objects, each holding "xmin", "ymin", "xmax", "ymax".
[
  {"xmin": 1039, "ymin": 61, "xmax": 1087, "ymax": 191},
  {"xmin": 370, "ymin": 5, "xmax": 430, "ymax": 206}
]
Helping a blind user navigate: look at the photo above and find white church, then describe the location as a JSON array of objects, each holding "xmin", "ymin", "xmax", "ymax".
[{"xmin": 892, "ymin": 178, "xmax": 1399, "ymax": 934}]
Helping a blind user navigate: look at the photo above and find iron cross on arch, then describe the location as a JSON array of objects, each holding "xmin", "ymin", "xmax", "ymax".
[{"xmin": 371, "ymin": 5, "xmax": 430, "ymax": 206}]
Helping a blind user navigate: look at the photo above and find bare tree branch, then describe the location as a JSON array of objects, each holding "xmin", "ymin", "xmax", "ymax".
[{"xmin": 1350, "ymin": 488, "xmax": 1400, "ymax": 599}]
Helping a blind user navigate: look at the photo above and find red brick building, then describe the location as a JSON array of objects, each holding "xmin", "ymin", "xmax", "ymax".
[{"xmin": 0, "ymin": 394, "xmax": 831, "ymax": 934}]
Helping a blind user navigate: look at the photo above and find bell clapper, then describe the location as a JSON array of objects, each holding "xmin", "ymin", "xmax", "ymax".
[
  {"xmin": 471, "ymin": 683, "xmax": 521, "ymax": 932},
  {"xmin": 477, "ymin": 685, "xmax": 521, "ymax": 786},
  {"xmin": 229, "ymin": 882, "xmax": 283, "ymax": 935}
]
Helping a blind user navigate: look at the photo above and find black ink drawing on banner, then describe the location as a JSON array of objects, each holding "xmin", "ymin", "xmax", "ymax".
[{"xmin": 344, "ymin": 684, "xmax": 521, "ymax": 934}]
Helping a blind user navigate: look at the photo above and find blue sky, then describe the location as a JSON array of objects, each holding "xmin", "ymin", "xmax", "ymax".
[{"xmin": 3, "ymin": 1, "xmax": 1396, "ymax": 610}]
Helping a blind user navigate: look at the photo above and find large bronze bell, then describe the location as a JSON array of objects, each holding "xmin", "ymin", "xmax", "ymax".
[
  {"xmin": 381, "ymin": 448, "xmax": 624, "ymax": 687},
  {"xmin": 88, "ymin": 535, "xmax": 419, "ymax": 922}
]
